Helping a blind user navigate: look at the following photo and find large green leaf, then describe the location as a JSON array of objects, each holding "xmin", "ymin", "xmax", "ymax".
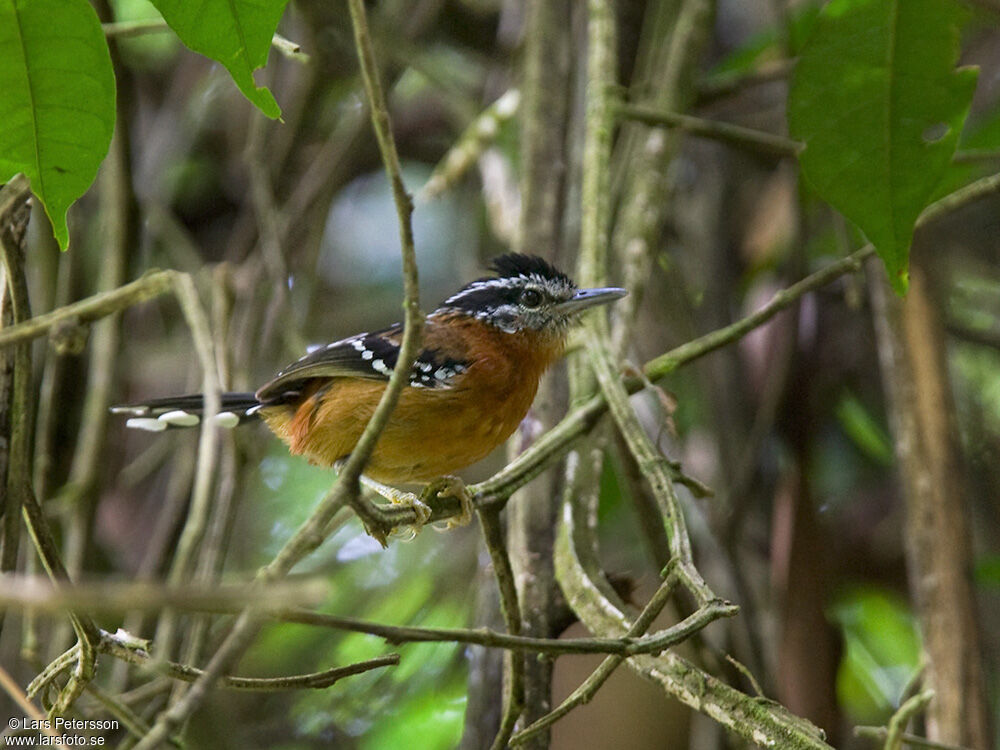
[
  {"xmin": 788, "ymin": 0, "xmax": 977, "ymax": 294},
  {"xmin": 0, "ymin": 0, "xmax": 116, "ymax": 250},
  {"xmin": 149, "ymin": 0, "xmax": 288, "ymax": 119}
]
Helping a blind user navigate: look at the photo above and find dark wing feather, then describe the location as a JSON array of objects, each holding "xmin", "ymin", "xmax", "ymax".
[
  {"xmin": 255, "ymin": 323, "xmax": 471, "ymax": 402},
  {"xmin": 256, "ymin": 327, "xmax": 402, "ymax": 402}
]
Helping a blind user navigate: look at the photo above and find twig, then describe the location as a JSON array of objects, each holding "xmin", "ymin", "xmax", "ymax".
[
  {"xmin": 554, "ymin": 501, "xmax": 832, "ymax": 748},
  {"xmin": 952, "ymin": 148, "xmax": 1000, "ymax": 163},
  {"xmin": 477, "ymin": 508, "xmax": 523, "ymax": 750},
  {"xmin": 33, "ymin": 631, "xmax": 398, "ymax": 697},
  {"xmin": 725, "ymin": 654, "xmax": 766, "ymax": 698},
  {"xmin": 103, "ymin": 634, "xmax": 400, "ymax": 691},
  {"xmin": 618, "ymin": 102, "xmax": 802, "ymax": 158},
  {"xmin": 510, "ymin": 565, "xmax": 684, "ymax": 744},
  {"xmin": 854, "ymin": 689, "xmax": 973, "ymax": 750},
  {"xmin": 854, "ymin": 727, "xmax": 971, "ymax": 750},
  {"xmin": 154, "ymin": 273, "xmax": 222, "ymax": 666},
  {"xmin": 0, "ymin": 575, "xmax": 329, "ymax": 614},
  {"xmin": 82, "ymin": 681, "xmax": 159, "ymax": 744},
  {"xmin": 0, "ymin": 270, "xmax": 175, "ymax": 350},
  {"xmin": 101, "ymin": 21, "xmax": 309, "ymax": 63},
  {"xmin": 884, "ymin": 691, "xmax": 935, "ymax": 750},
  {"xmin": 642, "ymin": 246, "xmax": 875, "ymax": 380},
  {"xmin": 696, "ymin": 57, "xmax": 795, "ymax": 103},
  {"xmin": 419, "ymin": 89, "xmax": 521, "ymax": 202},
  {"xmin": 267, "ymin": 603, "xmax": 737, "ymax": 657},
  {"xmin": 20, "ymin": 484, "xmax": 102, "ymax": 714},
  {"xmin": 0, "ymin": 175, "xmax": 32, "ymax": 607},
  {"xmin": 57, "ymin": 122, "xmax": 132, "ymax": 657}
]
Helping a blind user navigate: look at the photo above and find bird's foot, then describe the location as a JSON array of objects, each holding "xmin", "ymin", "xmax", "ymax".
[
  {"xmin": 423, "ymin": 476, "xmax": 474, "ymax": 531},
  {"xmin": 359, "ymin": 475, "xmax": 432, "ymax": 543}
]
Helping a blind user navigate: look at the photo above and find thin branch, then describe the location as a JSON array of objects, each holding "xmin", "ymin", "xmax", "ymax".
[
  {"xmin": 0, "ymin": 575, "xmax": 328, "ymax": 614},
  {"xmin": 477, "ymin": 508, "xmax": 523, "ymax": 750},
  {"xmin": 0, "ymin": 175, "xmax": 32, "ymax": 607},
  {"xmin": 884, "ymin": 690, "xmax": 936, "ymax": 750},
  {"xmin": 35, "ymin": 632, "xmax": 399, "ymax": 696},
  {"xmin": 642, "ymin": 246, "xmax": 875, "ymax": 380},
  {"xmin": 0, "ymin": 270, "xmax": 175, "ymax": 350},
  {"xmin": 419, "ymin": 89, "xmax": 521, "ymax": 202},
  {"xmin": 554, "ymin": 501, "xmax": 832, "ymax": 748},
  {"xmin": 696, "ymin": 57, "xmax": 795, "ymax": 103},
  {"xmin": 854, "ymin": 727, "xmax": 972, "ymax": 750},
  {"xmin": 618, "ymin": 103, "xmax": 802, "ymax": 158},
  {"xmin": 510, "ymin": 564, "xmax": 682, "ymax": 745},
  {"xmin": 153, "ymin": 273, "xmax": 222, "ymax": 666},
  {"xmin": 101, "ymin": 21, "xmax": 310, "ymax": 63},
  {"xmin": 266, "ymin": 603, "xmax": 738, "ymax": 657}
]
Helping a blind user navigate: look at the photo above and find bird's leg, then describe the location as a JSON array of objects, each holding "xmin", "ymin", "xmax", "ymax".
[
  {"xmin": 422, "ymin": 475, "xmax": 474, "ymax": 530},
  {"xmin": 358, "ymin": 474, "xmax": 432, "ymax": 541}
]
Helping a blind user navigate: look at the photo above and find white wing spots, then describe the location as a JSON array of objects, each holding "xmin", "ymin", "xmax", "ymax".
[
  {"xmin": 351, "ymin": 338, "xmax": 366, "ymax": 351},
  {"xmin": 361, "ymin": 349, "xmax": 374, "ymax": 360},
  {"xmin": 246, "ymin": 404, "xmax": 264, "ymax": 416},
  {"xmin": 213, "ymin": 412, "xmax": 240, "ymax": 429},
  {"xmin": 159, "ymin": 410, "xmax": 200, "ymax": 427},
  {"xmin": 371, "ymin": 359, "xmax": 392, "ymax": 376},
  {"xmin": 126, "ymin": 417, "xmax": 167, "ymax": 432}
]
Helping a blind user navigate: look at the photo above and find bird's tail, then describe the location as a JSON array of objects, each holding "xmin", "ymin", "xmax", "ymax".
[{"xmin": 111, "ymin": 392, "xmax": 263, "ymax": 432}]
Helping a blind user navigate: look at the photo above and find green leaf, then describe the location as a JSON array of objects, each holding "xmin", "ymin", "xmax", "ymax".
[
  {"xmin": 834, "ymin": 392, "xmax": 893, "ymax": 466},
  {"xmin": 148, "ymin": 0, "xmax": 288, "ymax": 119},
  {"xmin": 0, "ymin": 0, "xmax": 116, "ymax": 250},
  {"xmin": 829, "ymin": 587, "xmax": 922, "ymax": 722},
  {"xmin": 788, "ymin": 0, "xmax": 978, "ymax": 294}
]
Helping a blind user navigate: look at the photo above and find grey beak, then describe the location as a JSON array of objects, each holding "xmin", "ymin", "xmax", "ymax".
[{"xmin": 556, "ymin": 286, "xmax": 627, "ymax": 314}]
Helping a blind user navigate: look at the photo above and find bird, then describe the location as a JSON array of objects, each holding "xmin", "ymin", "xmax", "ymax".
[{"xmin": 112, "ymin": 254, "xmax": 626, "ymax": 537}]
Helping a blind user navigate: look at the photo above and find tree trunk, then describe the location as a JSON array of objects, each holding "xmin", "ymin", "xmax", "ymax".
[{"xmin": 869, "ymin": 249, "xmax": 990, "ymax": 748}]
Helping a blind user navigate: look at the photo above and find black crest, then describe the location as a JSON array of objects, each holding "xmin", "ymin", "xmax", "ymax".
[{"xmin": 489, "ymin": 254, "xmax": 573, "ymax": 286}]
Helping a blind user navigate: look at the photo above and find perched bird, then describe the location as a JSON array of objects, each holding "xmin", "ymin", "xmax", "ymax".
[{"xmin": 113, "ymin": 254, "xmax": 625, "ymax": 532}]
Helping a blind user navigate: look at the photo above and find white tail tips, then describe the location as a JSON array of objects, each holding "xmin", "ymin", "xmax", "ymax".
[
  {"xmin": 159, "ymin": 410, "xmax": 200, "ymax": 427},
  {"xmin": 213, "ymin": 411, "xmax": 240, "ymax": 429},
  {"xmin": 125, "ymin": 410, "xmax": 240, "ymax": 431},
  {"xmin": 126, "ymin": 417, "xmax": 168, "ymax": 432}
]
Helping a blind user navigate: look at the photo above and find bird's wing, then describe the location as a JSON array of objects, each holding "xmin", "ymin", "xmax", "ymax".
[{"xmin": 255, "ymin": 324, "xmax": 469, "ymax": 402}]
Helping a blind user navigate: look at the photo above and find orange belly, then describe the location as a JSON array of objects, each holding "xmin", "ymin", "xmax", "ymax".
[{"xmin": 260, "ymin": 376, "xmax": 538, "ymax": 483}]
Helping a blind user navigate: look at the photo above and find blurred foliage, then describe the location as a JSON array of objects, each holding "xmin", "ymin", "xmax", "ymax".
[
  {"xmin": 834, "ymin": 393, "xmax": 893, "ymax": 467},
  {"xmin": 828, "ymin": 587, "xmax": 921, "ymax": 724},
  {"xmin": 109, "ymin": 0, "xmax": 180, "ymax": 67},
  {"xmin": 240, "ymin": 444, "xmax": 474, "ymax": 747},
  {"xmin": 706, "ymin": 2, "xmax": 820, "ymax": 78}
]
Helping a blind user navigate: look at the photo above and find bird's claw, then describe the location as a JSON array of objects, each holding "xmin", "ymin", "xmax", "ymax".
[
  {"xmin": 386, "ymin": 492, "xmax": 433, "ymax": 542},
  {"xmin": 423, "ymin": 476, "xmax": 474, "ymax": 531}
]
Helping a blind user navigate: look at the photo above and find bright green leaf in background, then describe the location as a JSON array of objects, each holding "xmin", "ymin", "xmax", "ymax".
[
  {"xmin": 829, "ymin": 587, "xmax": 921, "ymax": 723},
  {"xmin": 0, "ymin": 0, "xmax": 116, "ymax": 250},
  {"xmin": 834, "ymin": 392, "xmax": 893, "ymax": 466},
  {"xmin": 148, "ymin": 0, "xmax": 288, "ymax": 119},
  {"xmin": 788, "ymin": 0, "xmax": 978, "ymax": 294}
]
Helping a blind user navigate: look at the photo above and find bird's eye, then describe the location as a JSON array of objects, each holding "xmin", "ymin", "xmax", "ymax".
[{"xmin": 521, "ymin": 288, "xmax": 543, "ymax": 308}]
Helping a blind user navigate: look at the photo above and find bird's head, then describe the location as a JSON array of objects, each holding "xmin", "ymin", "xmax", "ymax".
[{"xmin": 434, "ymin": 254, "xmax": 626, "ymax": 337}]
